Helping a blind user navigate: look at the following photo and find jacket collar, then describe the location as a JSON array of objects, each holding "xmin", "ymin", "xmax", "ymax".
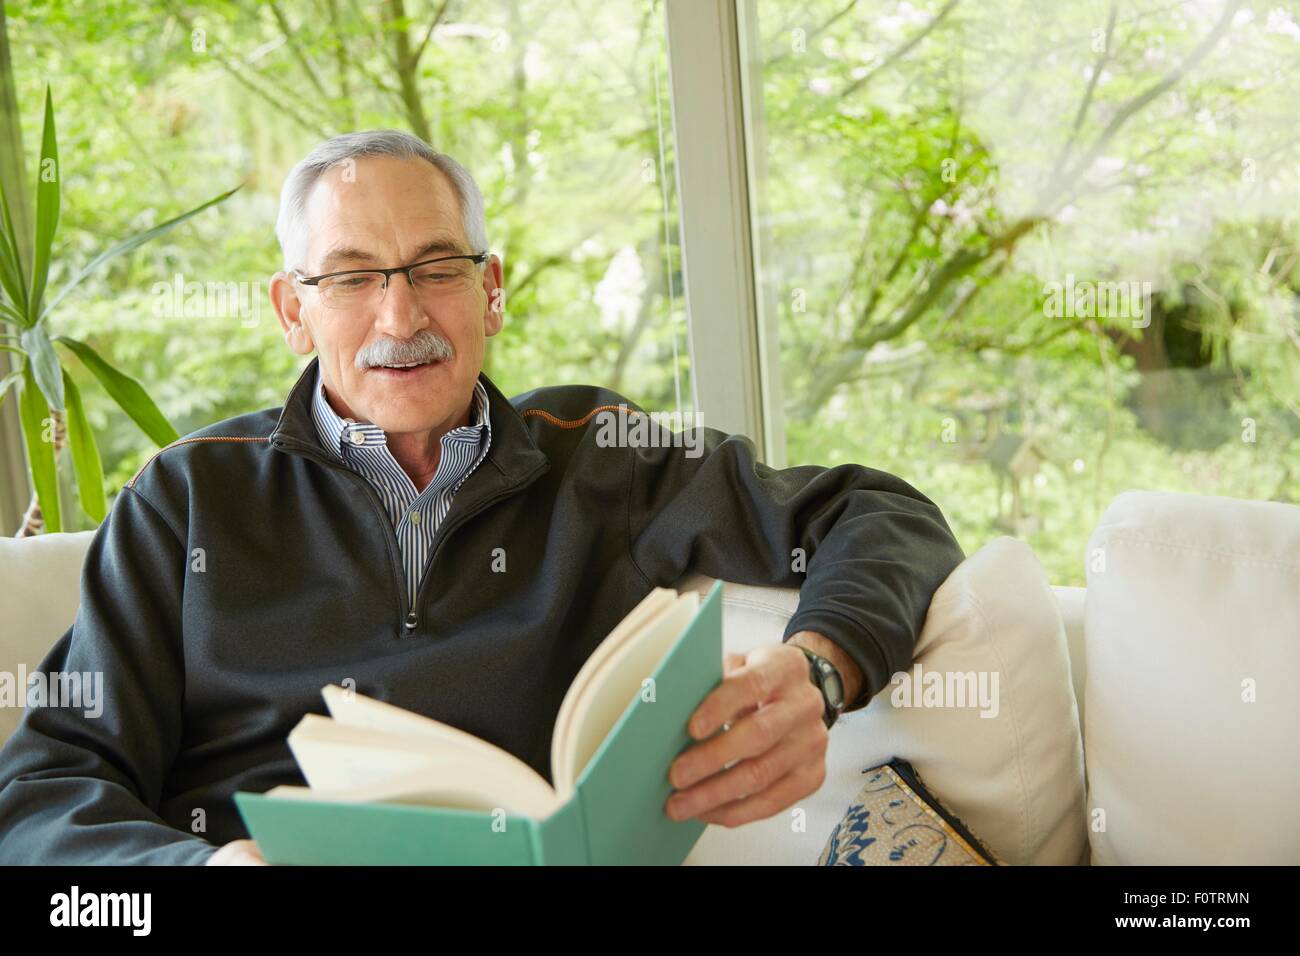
[{"xmin": 268, "ymin": 355, "xmax": 548, "ymax": 483}]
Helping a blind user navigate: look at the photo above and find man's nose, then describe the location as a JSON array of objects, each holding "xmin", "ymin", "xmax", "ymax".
[{"xmin": 373, "ymin": 272, "xmax": 428, "ymax": 335}]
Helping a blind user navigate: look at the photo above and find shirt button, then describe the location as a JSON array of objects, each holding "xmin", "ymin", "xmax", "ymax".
[
  {"xmin": 349, "ymin": 431, "xmax": 366, "ymax": 445},
  {"xmin": 409, "ymin": 511, "xmax": 422, "ymax": 525}
]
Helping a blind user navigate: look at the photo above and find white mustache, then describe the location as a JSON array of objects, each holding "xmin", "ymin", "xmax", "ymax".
[{"xmin": 356, "ymin": 331, "xmax": 454, "ymax": 369}]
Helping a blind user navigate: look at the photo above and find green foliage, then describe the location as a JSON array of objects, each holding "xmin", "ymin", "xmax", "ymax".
[
  {"xmin": 3, "ymin": 0, "xmax": 1295, "ymax": 582},
  {"xmin": 0, "ymin": 79, "xmax": 237, "ymax": 529},
  {"xmin": 61, "ymin": 365, "xmax": 104, "ymax": 522},
  {"xmin": 758, "ymin": 0, "xmax": 1299, "ymax": 581},
  {"xmin": 9, "ymin": 0, "xmax": 692, "ymax": 497},
  {"xmin": 17, "ymin": 360, "xmax": 58, "ymax": 530},
  {"xmin": 29, "ymin": 86, "xmax": 58, "ymax": 325}
]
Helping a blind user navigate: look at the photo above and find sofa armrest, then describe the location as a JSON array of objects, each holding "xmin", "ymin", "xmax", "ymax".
[{"xmin": 0, "ymin": 531, "xmax": 98, "ymax": 748}]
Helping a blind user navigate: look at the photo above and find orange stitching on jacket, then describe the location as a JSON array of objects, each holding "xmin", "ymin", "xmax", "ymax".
[
  {"xmin": 129, "ymin": 405, "xmax": 635, "ymax": 487},
  {"xmin": 128, "ymin": 436, "xmax": 268, "ymax": 488},
  {"xmin": 521, "ymin": 404, "xmax": 632, "ymax": 429}
]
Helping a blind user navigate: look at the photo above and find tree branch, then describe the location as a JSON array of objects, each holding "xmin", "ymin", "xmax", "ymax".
[
  {"xmin": 1040, "ymin": 0, "xmax": 1243, "ymax": 213},
  {"xmin": 268, "ymin": 1, "xmax": 333, "ymax": 103},
  {"xmin": 412, "ymin": 0, "xmax": 453, "ymax": 68},
  {"xmin": 1048, "ymin": 1, "xmax": 1117, "ymax": 185},
  {"xmin": 853, "ymin": 216, "xmax": 1041, "ymax": 350},
  {"xmin": 164, "ymin": 1, "xmax": 329, "ymax": 137},
  {"xmin": 839, "ymin": 0, "xmax": 962, "ymax": 99},
  {"xmin": 325, "ymin": 0, "xmax": 356, "ymax": 126},
  {"xmin": 766, "ymin": 0, "xmax": 861, "ymax": 69},
  {"xmin": 383, "ymin": 0, "xmax": 432, "ymax": 141}
]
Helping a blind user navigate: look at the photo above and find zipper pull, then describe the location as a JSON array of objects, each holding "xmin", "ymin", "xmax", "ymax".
[{"xmin": 404, "ymin": 609, "xmax": 418, "ymax": 632}]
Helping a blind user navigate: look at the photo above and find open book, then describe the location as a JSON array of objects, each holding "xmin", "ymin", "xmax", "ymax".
[{"xmin": 233, "ymin": 579, "xmax": 724, "ymax": 865}]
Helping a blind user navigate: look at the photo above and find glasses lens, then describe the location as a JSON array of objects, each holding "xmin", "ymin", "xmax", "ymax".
[
  {"xmin": 318, "ymin": 272, "xmax": 385, "ymax": 307},
  {"xmin": 409, "ymin": 258, "xmax": 477, "ymax": 295}
]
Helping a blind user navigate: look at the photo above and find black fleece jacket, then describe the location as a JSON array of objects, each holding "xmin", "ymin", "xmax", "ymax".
[{"xmin": 0, "ymin": 357, "xmax": 965, "ymax": 864}]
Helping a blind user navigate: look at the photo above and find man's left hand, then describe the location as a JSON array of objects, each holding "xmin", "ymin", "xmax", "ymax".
[{"xmin": 664, "ymin": 641, "xmax": 829, "ymax": 827}]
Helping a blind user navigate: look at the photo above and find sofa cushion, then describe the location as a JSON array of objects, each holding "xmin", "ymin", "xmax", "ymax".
[
  {"xmin": 1053, "ymin": 586, "xmax": 1087, "ymax": 734},
  {"xmin": 0, "ymin": 531, "xmax": 98, "ymax": 746},
  {"xmin": 1084, "ymin": 491, "xmax": 1300, "ymax": 865},
  {"xmin": 679, "ymin": 535, "xmax": 1087, "ymax": 866}
]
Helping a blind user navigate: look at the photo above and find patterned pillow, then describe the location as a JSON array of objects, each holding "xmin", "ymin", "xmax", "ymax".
[{"xmin": 819, "ymin": 759, "xmax": 1001, "ymax": 866}]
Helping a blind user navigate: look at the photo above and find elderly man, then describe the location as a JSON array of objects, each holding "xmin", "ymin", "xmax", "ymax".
[{"xmin": 0, "ymin": 130, "xmax": 964, "ymax": 865}]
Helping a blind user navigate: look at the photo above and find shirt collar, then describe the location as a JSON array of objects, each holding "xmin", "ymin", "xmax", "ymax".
[
  {"xmin": 310, "ymin": 363, "xmax": 490, "ymax": 461},
  {"xmin": 270, "ymin": 355, "xmax": 547, "ymax": 484}
]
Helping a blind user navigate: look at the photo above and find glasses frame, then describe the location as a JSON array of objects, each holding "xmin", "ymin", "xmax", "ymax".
[{"xmin": 291, "ymin": 252, "xmax": 491, "ymax": 302}]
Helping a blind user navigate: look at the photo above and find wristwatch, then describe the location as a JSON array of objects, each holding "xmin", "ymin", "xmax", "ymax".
[{"xmin": 796, "ymin": 646, "xmax": 846, "ymax": 730}]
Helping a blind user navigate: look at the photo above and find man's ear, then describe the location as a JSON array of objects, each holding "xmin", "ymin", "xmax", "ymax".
[
  {"xmin": 270, "ymin": 271, "xmax": 316, "ymax": 355},
  {"xmin": 482, "ymin": 254, "xmax": 505, "ymax": 338}
]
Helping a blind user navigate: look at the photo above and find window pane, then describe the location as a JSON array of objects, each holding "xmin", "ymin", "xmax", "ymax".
[
  {"xmin": 10, "ymin": 0, "xmax": 686, "ymax": 521},
  {"xmin": 743, "ymin": 0, "xmax": 1300, "ymax": 583}
]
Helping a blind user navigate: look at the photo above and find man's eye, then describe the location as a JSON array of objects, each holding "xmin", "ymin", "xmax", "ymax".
[{"xmin": 338, "ymin": 276, "xmax": 374, "ymax": 288}]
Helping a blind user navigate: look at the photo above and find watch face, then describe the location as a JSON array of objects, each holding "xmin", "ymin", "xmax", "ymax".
[
  {"xmin": 807, "ymin": 653, "xmax": 845, "ymax": 710},
  {"xmin": 801, "ymin": 648, "xmax": 846, "ymax": 716},
  {"xmin": 822, "ymin": 666, "xmax": 845, "ymax": 709}
]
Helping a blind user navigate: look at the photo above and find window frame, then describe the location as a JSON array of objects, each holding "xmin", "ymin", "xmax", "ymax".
[{"xmin": 664, "ymin": 0, "xmax": 780, "ymax": 464}]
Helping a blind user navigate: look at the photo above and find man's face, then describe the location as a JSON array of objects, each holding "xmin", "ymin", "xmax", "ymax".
[{"xmin": 272, "ymin": 155, "xmax": 503, "ymax": 435}]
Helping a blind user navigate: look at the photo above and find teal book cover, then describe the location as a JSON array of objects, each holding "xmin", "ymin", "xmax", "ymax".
[{"xmin": 234, "ymin": 580, "xmax": 724, "ymax": 865}]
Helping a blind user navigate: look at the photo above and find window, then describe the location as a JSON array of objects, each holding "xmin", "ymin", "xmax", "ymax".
[
  {"xmin": 738, "ymin": 0, "xmax": 1300, "ymax": 582},
  {"xmin": 4, "ymin": 0, "xmax": 687, "ymax": 522}
]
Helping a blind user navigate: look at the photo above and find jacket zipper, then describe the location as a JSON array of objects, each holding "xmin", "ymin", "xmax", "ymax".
[
  {"xmin": 405, "ymin": 461, "xmax": 548, "ymax": 634},
  {"xmin": 270, "ymin": 434, "xmax": 548, "ymax": 639}
]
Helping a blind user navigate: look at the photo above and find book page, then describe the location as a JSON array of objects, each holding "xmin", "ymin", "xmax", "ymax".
[
  {"xmin": 265, "ymin": 764, "xmax": 556, "ymax": 816},
  {"xmin": 321, "ymin": 684, "xmax": 549, "ymax": 790},
  {"xmin": 288, "ymin": 714, "xmax": 562, "ymax": 818},
  {"xmin": 551, "ymin": 590, "xmax": 700, "ymax": 794},
  {"xmin": 549, "ymin": 588, "xmax": 676, "ymax": 789}
]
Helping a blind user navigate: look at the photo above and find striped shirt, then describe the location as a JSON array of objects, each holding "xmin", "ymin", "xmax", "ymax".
[{"xmin": 310, "ymin": 365, "xmax": 492, "ymax": 610}]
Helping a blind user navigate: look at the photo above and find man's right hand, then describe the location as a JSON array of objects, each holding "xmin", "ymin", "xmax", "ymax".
[{"xmin": 205, "ymin": 839, "xmax": 269, "ymax": 865}]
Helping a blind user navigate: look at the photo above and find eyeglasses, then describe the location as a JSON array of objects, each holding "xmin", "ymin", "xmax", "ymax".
[{"xmin": 291, "ymin": 253, "xmax": 490, "ymax": 309}]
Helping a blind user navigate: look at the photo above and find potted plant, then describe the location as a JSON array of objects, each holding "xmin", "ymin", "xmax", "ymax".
[{"xmin": 0, "ymin": 85, "xmax": 239, "ymax": 535}]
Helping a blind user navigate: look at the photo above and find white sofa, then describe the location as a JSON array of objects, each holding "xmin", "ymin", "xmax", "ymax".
[{"xmin": 2, "ymin": 490, "xmax": 1297, "ymax": 865}]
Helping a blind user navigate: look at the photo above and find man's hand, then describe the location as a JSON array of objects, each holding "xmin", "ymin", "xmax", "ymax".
[
  {"xmin": 205, "ymin": 839, "xmax": 269, "ymax": 865},
  {"xmin": 664, "ymin": 641, "xmax": 831, "ymax": 828}
]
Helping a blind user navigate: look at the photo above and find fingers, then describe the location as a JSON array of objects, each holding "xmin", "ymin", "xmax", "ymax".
[
  {"xmin": 698, "ymin": 755, "xmax": 829, "ymax": 829},
  {"xmin": 669, "ymin": 718, "xmax": 827, "ymax": 823},
  {"xmin": 206, "ymin": 839, "xmax": 269, "ymax": 866},
  {"xmin": 717, "ymin": 654, "xmax": 757, "ymax": 737},
  {"xmin": 667, "ymin": 686, "xmax": 827, "ymax": 821},
  {"xmin": 687, "ymin": 645, "xmax": 806, "ymax": 740},
  {"xmin": 672, "ymin": 682, "xmax": 821, "ymax": 791}
]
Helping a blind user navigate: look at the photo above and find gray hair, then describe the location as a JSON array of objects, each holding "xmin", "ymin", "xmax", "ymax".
[{"xmin": 274, "ymin": 129, "xmax": 488, "ymax": 271}]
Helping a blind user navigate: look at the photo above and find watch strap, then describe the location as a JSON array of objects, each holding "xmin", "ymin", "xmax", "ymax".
[{"xmin": 796, "ymin": 645, "xmax": 844, "ymax": 730}]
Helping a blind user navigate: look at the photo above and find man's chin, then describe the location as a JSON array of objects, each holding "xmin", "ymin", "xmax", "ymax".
[
  {"xmin": 363, "ymin": 394, "xmax": 464, "ymax": 435},
  {"xmin": 366, "ymin": 409, "xmax": 457, "ymax": 435}
]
